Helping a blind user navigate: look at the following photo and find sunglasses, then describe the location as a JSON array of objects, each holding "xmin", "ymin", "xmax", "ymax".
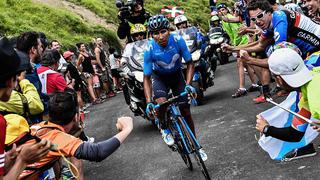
[
  {"xmin": 152, "ymin": 29, "xmax": 168, "ymax": 36},
  {"xmin": 132, "ymin": 32, "xmax": 145, "ymax": 38},
  {"xmin": 250, "ymin": 11, "xmax": 266, "ymax": 22}
]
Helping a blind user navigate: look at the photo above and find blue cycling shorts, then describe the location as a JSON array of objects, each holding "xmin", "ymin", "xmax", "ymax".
[{"xmin": 152, "ymin": 71, "xmax": 189, "ymax": 107}]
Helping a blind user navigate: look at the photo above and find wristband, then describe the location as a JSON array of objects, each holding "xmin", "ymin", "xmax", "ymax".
[{"xmin": 263, "ymin": 125, "xmax": 270, "ymax": 136}]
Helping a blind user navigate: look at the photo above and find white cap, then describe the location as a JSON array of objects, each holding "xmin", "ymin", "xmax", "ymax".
[
  {"xmin": 268, "ymin": 48, "xmax": 313, "ymax": 88},
  {"xmin": 285, "ymin": 0, "xmax": 292, "ymax": 2}
]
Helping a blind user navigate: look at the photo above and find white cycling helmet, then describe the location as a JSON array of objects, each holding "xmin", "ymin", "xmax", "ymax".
[{"xmin": 174, "ymin": 15, "xmax": 188, "ymax": 25}]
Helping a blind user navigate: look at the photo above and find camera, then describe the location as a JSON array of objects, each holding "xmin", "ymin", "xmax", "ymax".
[{"xmin": 116, "ymin": 0, "xmax": 137, "ymax": 11}]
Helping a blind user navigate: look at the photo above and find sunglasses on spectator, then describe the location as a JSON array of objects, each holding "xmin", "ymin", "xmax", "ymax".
[
  {"xmin": 132, "ymin": 32, "xmax": 145, "ymax": 38},
  {"xmin": 250, "ymin": 11, "xmax": 266, "ymax": 22},
  {"xmin": 152, "ymin": 29, "xmax": 168, "ymax": 36}
]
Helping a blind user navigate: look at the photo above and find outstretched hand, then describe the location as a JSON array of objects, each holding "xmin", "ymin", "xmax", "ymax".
[
  {"xmin": 256, "ymin": 114, "xmax": 269, "ymax": 133},
  {"xmin": 116, "ymin": 116, "xmax": 133, "ymax": 132}
]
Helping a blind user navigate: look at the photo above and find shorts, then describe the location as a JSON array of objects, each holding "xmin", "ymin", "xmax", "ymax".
[
  {"xmin": 100, "ymin": 70, "xmax": 109, "ymax": 82},
  {"xmin": 152, "ymin": 71, "xmax": 188, "ymax": 107},
  {"xmin": 93, "ymin": 75, "xmax": 100, "ymax": 88},
  {"xmin": 111, "ymin": 69, "xmax": 120, "ymax": 78}
]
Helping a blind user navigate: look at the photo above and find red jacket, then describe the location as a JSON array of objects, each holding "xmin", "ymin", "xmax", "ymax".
[{"xmin": 36, "ymin": 66, "xmax": 67, "ymax": 94}]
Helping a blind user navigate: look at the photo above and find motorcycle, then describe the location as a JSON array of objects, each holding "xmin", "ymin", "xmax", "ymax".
[
  {"xmin": 177, "ymin": 26, "xmax": 214, "ymax": 105},
  {"xmin": 205, "ymin": 26, "xmax": 229, "ymax": 65},
  {"xmin": 120, "ymin": 39, "xmax": 155, "ymax": 124}
]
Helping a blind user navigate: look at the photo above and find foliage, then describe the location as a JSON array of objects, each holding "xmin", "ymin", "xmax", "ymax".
[
  {"xmin": 66, "ymin": 0, "xmax": 236, "ymax": 32},
  {"xmin": 0, "ymin": 0, "xmax": 121, "ymax": 50}
]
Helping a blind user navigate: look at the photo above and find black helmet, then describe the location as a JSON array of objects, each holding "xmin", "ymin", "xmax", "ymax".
[
  {"xmin": 148, "ymin": 14, "xmax": 170, "ymax": 32},
  {"xmin": 114, "ymin": 51, "xmax": 121, "ymax": 59}
]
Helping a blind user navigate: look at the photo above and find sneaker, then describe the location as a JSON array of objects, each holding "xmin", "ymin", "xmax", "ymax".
[
  {"xmin": 253, "ymin": 95, "xmax": 266, "ymax": 104},
  {"xmin": 232, "ymin": 88, "xmax": 247, "ymax": 98},
  {"xmin": 107, "ymin": 91, "xmax": 116, "ymax": 98},
  {"xmin": 199, "ymin": 148, "xmax": 208, "ymax": 162},
  {"xmin": 161, "ymin": 129, "xmax": 174, "ymax": 146},
  {"xmin": 248, "ymin": 85, "xmax": 260, "ymax": 92},
  {"xmin": 282, "ymin": 144, "xmax": 316, "ymax": 161}
]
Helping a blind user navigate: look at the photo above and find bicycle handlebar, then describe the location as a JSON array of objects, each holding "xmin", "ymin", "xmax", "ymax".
[{"xmin": 154, "ymin": 91, "xmax": 190, "ymax": 109}]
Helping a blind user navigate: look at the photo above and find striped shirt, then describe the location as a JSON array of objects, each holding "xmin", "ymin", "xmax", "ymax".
[{"xmin": 0, "ymin": 115, "xmax": 6, "ymax": 175}]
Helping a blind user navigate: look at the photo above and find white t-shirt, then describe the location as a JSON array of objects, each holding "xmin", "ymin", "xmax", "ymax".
[{"xmin": 109, "ymin": 54, "xmax": 119, "ymax": 70}]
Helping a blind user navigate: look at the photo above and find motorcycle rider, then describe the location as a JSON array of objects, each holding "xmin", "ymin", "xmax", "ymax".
[
  {"xmin": 174, "ymin": 15, "xmax": 211, "ymax": 89},
  {"xmin": 117, "ymin": 0, "xmax": 150, "ymax": 43},
  {"xmin": 144, "ymin": 15, "xmax": 207, "ymax": 161}
]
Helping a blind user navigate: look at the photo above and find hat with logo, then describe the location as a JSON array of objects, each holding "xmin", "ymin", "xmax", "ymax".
[
  {"xmin": 268, "ymin": 48, "xmax": 312, "ymax": 88},
  {"xmin": 0, "ymin": 37, "xmax": 21, "ymax": 79},
  {"xmin": 63, "ymin": 51, "xmax": 74, "ymax": 59},
  {"xmin": 5, "ymin": 114, "xmax": 30, "ymax": 145}
]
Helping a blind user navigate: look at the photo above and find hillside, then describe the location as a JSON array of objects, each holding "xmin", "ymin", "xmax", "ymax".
[
  {"xmin": 0, "ymin": 0, "xmax": 121, "ymax": 50},
  {"xmin": 65, "ymin": 0, "xmax": 235, "ymax": 32},
  {"xmin": 0, "ymin": 0, "xmax": 235, "ymax": 50}
]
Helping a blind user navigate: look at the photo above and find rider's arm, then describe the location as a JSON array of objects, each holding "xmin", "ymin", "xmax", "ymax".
[
  {"xmin": 94, "ymin": 48, "xmax": 104, "ymax": 70},
  {"xmin": 143, "ymin": 44, "xmax": 153, "ymax": 103},
  {"xmin": 265, "ymin": 108, "xmax": 310, "ymax": 142},
  {"xmin": 185, "ymin": 61, "xmax": 195, "ymax": 85}
]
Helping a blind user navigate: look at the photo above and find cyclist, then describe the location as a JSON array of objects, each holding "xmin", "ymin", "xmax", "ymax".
[{"xmin": 143, "ymin": 15, "xmax": 207, "ymax": 161}]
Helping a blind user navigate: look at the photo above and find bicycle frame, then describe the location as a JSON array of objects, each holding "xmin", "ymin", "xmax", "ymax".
[
  {"xmin": 169, "ymin": 104, "xmax": 201, "ymax": 154},
  {"xmin": 153, "ymin": 91, "xmax": 201, "ymax": 153}
]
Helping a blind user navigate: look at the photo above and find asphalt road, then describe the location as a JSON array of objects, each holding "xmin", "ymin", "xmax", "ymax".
[{"xmin": 84, "ymin": 61, "xmax": 320, "ymax": 180}]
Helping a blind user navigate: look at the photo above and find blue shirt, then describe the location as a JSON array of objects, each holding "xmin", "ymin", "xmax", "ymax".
[
  {"xmin": 262, "ymin": 10, "xmax": 320, "ymax": 57},
  {"xmin": 144, "ymin": 33, "xmax": 192, "ymax": 76}
]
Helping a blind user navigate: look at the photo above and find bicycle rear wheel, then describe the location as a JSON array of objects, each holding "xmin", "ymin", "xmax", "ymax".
[
  {"xmin": 177, "ymin": 117, "xmax": 211, "ymax": 180},
  {"xmin": 169, "ymin": 123, "xmax": 193, "ymax": 170}
]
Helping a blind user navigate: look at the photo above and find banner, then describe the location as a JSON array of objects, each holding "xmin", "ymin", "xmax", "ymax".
[{"xmin": 161, "ymin": 6, "xmax": 185, "ymax": 18}]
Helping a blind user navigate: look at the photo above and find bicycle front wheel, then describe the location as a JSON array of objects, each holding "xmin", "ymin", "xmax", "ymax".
[
  {"xmin": 169, "ymin": 122, "xmax": 193, "ymax": 170},
  {"xmin": 177, "ymin": 117, "xmax": 211, "ymax": 180}
]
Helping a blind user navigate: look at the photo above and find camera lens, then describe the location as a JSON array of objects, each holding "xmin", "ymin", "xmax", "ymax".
[{"xmin": 115, "ymin": 0, "xmax": 123, "ymax": 8}]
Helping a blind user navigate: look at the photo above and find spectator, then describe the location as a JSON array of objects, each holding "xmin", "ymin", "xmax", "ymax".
[
  {"xmin": 76, "ymin": 43, "xmax": 100, "ymax": 104},
  {"xmin": 305, "ymin": 0, "xmax": 320, "ymax": 23},
  {"xmin": 117, "ymin": 0, "xmax": 150, "ymax": 43},
  {"xmin": 14, "ymin": 89, "xmax": 133, "ymax": 179},
  {"xmin": 63, "ymin": 51, "xmax": 85, "ymax": 111},
  {"xmin": 37, "ymin": 49, "xmax": 68, "ymax": 94},
  {"xmin": 256, "ymin": 48, "xmax": 320, "ymax": 160},
  {"xmin": 50, "ymin": 40, "xmax": 68, "ymax": 72},
  {"xmin": 0, "ymin": 48, "xmax": 44, "ymax": 125},
  {"xmin": 109, "ymin": 49, "xmax": 122, "ymax": 92},
  {"xmin": 94, "ymin": 38, "xmax": 115, "ymax": 98},
  {"xmin": 0, "ymin": 37, "xmax": 51, "ymax": 179}
]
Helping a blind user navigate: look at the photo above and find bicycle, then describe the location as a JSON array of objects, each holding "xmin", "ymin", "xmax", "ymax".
[{"xmin": 150, "ymin": 90, "xmax": 211, "ymax": 180}]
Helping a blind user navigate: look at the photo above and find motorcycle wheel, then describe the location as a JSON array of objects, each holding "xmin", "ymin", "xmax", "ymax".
[
  {"xmin": 209, "ymin": 56, "xmax": 217, "ymax": 72},
  {"xmin": 191, "ymin": 81, "xmax": 204, "ymax": 105},
  {"xmin": 122, "ymin": 84, "xmax": 131, "ymax": 105}
]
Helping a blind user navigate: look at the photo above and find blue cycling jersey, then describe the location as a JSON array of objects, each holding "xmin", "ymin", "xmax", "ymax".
[
  {"xmin": 262, "ymin": 10, "xmax": 320, "ymax": 57},
  {"xmin": 144, "ymin": 33, "xmax": 192, "ymax": 76}
]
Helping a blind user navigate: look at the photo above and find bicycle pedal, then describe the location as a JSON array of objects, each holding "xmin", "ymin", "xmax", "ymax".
[{"xmin": 169, "ymin": 144, "xmax": 178, "ymax": 152}]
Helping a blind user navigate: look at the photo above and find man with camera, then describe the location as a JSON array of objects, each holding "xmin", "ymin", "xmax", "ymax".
[{"xmin": 116, "ymin": 0, "xmax": 150, "ymax": 43}]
